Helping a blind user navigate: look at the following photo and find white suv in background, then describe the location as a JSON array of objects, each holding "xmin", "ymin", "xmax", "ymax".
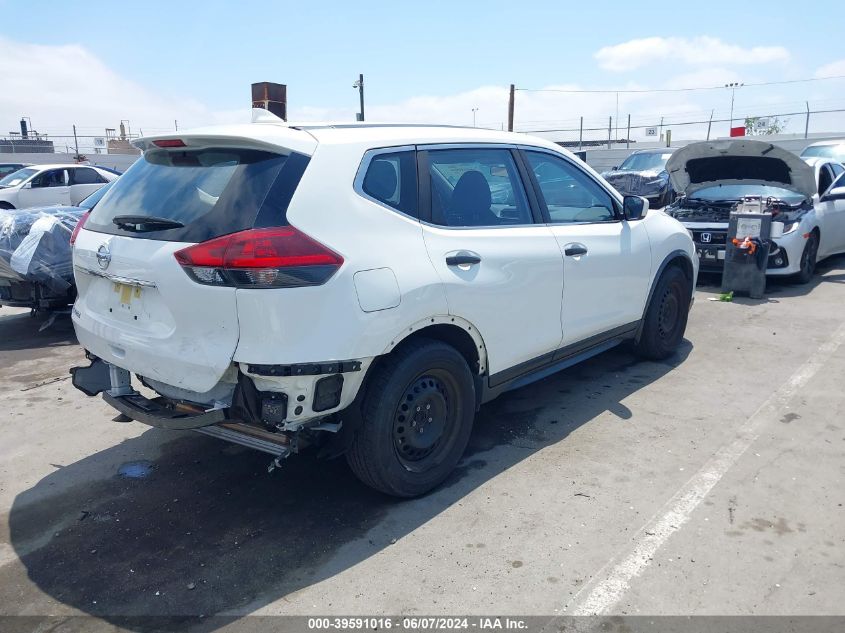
[
  {"xmin": 69, "ymin": 113, "xmax": 697, "ymax": 497},
  {"xmin": 0, "ymin": 164, "xmax": 118, "ymax": 209}
]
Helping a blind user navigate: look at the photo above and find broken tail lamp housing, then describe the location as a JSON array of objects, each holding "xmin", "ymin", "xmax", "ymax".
[{"xmin": 174, "ymin": 227, "xmax": 343, "ymax": 288}]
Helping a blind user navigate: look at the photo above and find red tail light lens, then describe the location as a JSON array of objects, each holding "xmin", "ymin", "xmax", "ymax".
[
  {"xmin": 69, "ymin": 211, "xmax": 91, "ymax": 246},
  {"xmin": 152, "ymin": 139, "xmax": 186, "ymax": 148},
  {"xmin": 174, "ymin": 227, "xmax": 343, "ymax": 288}
]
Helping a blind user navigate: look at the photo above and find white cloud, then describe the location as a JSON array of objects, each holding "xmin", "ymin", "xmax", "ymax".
[
  {"xmin": 595, "ymin": 36, "xmax": 790, "ymax": 72},
  {"xmin": 1, "ymin": 35, "xmax": 841, "ymax": 152},
  {"xmin": 814, "ymin": 59, "xmax": 845, "ymax": 78},
  {"xmin": 0, "ymin": 36, "xmax": 241, "ymax": 141}
]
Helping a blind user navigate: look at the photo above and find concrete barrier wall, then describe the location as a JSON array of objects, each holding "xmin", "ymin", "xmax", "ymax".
[{"xmin": 0, "ymin": 153, "xmax": 139, "ymax": 172}]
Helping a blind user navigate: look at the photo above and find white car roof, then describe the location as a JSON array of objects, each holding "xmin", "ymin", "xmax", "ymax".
[
  {"xmin": 803, "ymin": 139, "xmax": 845, "ymax": 148},
  {"xmin": 133, "ymin": 112, "xmax": 568, "ymax": 158}
]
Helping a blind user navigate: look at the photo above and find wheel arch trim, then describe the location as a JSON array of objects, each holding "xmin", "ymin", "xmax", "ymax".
[
  {"xmin": 636, "ymin": 249, "xmax": 695, "ymax": 342},
  {"xmin": 380, "ymin": 315, "xmax": 489, "ymax": 376}
]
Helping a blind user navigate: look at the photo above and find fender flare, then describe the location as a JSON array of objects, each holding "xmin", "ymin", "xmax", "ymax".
[
  {"xmin": 636, "ymin": 249, "xmax": 695, "ymax": 341},
  {"xmin": 380, "ymin": 314, "xmax": 489, "ymax": 375}
]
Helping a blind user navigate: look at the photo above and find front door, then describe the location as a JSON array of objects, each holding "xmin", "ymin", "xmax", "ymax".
[
  {"xmin": 18, "ymin": 168, "xmax": 71, "ymax": 207},
  {"xmin": 521, "ymin": 150, "xmax": 652, "ymax": 347},
  {"xmin": 418, "ymin": 146, "xmax": 564, "ymax": 383}
]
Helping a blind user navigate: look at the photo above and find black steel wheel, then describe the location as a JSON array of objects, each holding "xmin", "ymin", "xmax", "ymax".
[
  {"xmin": 635, "ymin": 265, "xmax": 691, "ymax": 360},
  {"xmin": 347, "ymin": 339, "xmax": 475, "ymax": 497}
]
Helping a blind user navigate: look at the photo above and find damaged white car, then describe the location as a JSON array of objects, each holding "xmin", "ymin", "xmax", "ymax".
[
  {"xmin": 666, "ymin": 139, "xmax": 845, "ymax": 283},
  {"xmin": 68, "ymin": 115, "xmax": 696, "ymax": 497}
]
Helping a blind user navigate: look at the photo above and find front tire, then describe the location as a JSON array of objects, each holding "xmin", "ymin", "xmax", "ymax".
[
  {"xmin": 346, "ymin": 339, "xmax": 476, "ymax": 497},
  {"xmin": 795, "ymin": 231, "xmax": 819, "ymax": 285},
  {"xmin": 635, "ymin": 265, "xmax": 691, "ymax": 360}
]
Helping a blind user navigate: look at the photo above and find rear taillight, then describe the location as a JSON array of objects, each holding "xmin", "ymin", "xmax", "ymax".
[
  {"xmin": 70, "ymin": 211, "xmax": 91, "ymax": 247},
  {"xmin": 152, "ymin": 139, "xmax": 186, "ymax": 148},
  {"xmin": 174, "ymin": 227, "xmax": 343, "ymax": 288}
]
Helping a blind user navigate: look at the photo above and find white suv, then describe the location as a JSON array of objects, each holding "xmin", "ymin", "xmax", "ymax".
[{"xmin": 69, "ymin": 113, "xmax": 697, "ymax": 497}]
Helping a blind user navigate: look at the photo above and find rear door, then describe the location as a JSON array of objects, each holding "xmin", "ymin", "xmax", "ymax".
[
  {"xmin": 520, "ymin": 149, "xmax": 652, "ymax": 346},
  {"xmin": 69, "ymin": 167, "xmax": 108, "ymax": 204},
  {"xmin": 72, "ymin": 144, "xmax": 311, "ymax": 393},
  {"xmin": 418, "ymin": 145, "xmax": 564, "ymax": 384},
  {"xmin": 18, "ymin": 168, "xmax": 71, "ymax": 207}
]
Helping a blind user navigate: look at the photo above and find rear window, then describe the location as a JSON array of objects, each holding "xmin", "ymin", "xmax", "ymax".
[{"xmin": 85, "ymin": 148, "xmax": 309, "ymax": 242}]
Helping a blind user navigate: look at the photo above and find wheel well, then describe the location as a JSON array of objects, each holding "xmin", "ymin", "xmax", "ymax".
[
  {"xmin": 666, "ymin": 254, "xmax": 693, "ymax": 282},
  {"xmin": 0, "ymin": 202, "xmax": 14, "ymax": 210},
  {"xmin": 391, "ymin": 324, "xmax": 481, "ymax": 375}
]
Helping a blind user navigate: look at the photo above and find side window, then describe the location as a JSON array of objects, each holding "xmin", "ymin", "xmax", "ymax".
[
  {"xmin": 819, "ymin": 166, "xmax": 833, "ymax": 196},
  {"xmin": 361, "ymin": 151, "xmax": 417, "ymax": 216},
  {"xmin": 31, "ymin": 169, "xmax": 68, "ymax": 188},
  {"xmin": 832, "ymin": 170, "xmax": 845, "ymax": 190},
  {"xmin": 72, "ymin": 167, "xmax": 106, "ymax": 185},
  {"xmin": 524, "ymin": 151, "xmax": 616, "ymax": 223},
  {"xmin": 426, "ymin": 148, "xmax": 532, "ymax": 227},
  {"xmin": 830, "ymin": 163, "xmax": 844, "ymax": 179}
]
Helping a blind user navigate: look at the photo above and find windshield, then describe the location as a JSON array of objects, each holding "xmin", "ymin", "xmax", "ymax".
[
  {"xmin": 78, "ymin": 181, "xmax": 114, "ymax": 210},
  {"xmin": 618, "ymin": 152, "xmax": 672, "ymax": 172},
  {"xmin": 0, "ymin": 167, "xmax": 38, "ymax": 188},
  {"xmin": 690, "ymin": 184, "xmax": 806, "ymax": 204},
  {"xmin": 801, "ymin": 144, "xmax": 845, "ymax": 161}
]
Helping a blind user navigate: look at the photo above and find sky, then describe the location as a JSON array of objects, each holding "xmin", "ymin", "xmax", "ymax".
[{"xmin": 2, "ymin": 0, "xmax": 845, "ymax": 149}]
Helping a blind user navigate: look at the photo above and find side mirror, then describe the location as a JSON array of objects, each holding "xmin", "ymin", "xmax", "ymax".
[
  {"xmin": 821, "ymin": 185, "xmax": 845, "ymax": 202},
  {"xmin": 21, "ymin": 181, "xmax": 32, "ymax": 189},
  {"xmin": 611, "ymin": 166, "xmax": 618, "ymax": 171},
  {"xmin": 623, "ymin": 195, "xmax": 648, "ymax": 221}
]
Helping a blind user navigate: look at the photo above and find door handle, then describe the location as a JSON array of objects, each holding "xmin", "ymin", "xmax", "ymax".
[
  {"xmin": 446, "ymin": 254, "xmax": 482, "ymax": 267},
  {"xmin": 564, "ymin": 245, "xmax": 588, "ymax": 257}
]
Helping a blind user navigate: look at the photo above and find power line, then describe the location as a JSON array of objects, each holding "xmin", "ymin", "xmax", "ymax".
[{"xmin": 516, "ymin": 74, "xmax": 845, "ymax": 95}]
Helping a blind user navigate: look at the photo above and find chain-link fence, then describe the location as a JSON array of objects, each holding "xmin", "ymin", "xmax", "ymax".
[{"xmin": 515, "ymin": 107, "xmax": 845, "ymax": 149}]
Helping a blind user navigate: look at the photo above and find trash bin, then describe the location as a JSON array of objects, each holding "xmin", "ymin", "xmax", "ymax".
[{"xmin": 721, "ymin": 207, "xmax": 772, "ymax": 300}]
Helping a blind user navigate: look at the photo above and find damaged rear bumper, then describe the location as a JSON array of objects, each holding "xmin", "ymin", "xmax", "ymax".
[{"xmin": 70, "ymin": 358, "xmax": 226, "ymax": 430}]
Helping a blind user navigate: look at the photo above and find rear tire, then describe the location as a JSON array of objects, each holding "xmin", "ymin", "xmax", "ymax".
[
  {"xmin": 346, "ymin": 339, "xmax": 475, "ymax": 497},
  {"xmin": 795, "ymin": 231, "xmax": 819, "ymax": 285},
  {"xmin": 635, "ymin": 265, "xmax": 691, "ymax": 360}
]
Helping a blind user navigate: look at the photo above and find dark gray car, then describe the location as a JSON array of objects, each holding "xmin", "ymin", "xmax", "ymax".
[{"xmin": 602, "ymin": 148, "xmax": 676, "ymax": 208}]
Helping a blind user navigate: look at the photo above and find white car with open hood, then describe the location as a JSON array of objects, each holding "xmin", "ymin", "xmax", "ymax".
[
  {"xmin": 69, "ymin": 112, "xmax": 697, "ymax": 497},
  {"xmin": 666, "ymin": 139, "xmax": 845, "ymax": 283}
]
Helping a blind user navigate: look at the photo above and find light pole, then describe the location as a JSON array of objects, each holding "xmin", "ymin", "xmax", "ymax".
[
  {"xmin": 353, "ymin": 74, "xmax": 365, "ymax": 121},
  {"xmin": 472, "ymin": 107, "xmax": 479, "ymax": 127},
  {"xmin": 725, "ymin": 82, "xmax": 743, "ymax": 131}
]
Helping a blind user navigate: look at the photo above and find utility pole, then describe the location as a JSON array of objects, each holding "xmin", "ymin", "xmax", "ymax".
[
  {"xmin": 725, "ymin": 82, "xmax": 743, "ymax": 131},
  {"xmin": 472, "ymin": 108, "xmax": 479, "ymax": 127},
  {"xmin": 706, "ymin": 110, "xmax": 713, "ymax": 140},
  {"xmin": 353, "ymin": 74, "xmax": 365, "ymax": 121},
  {"xmin": 615, "ymin": 92, "xmax": 619, "ymax": 143},
  {"xmin": 175, "ymin": 120, "xmax": 178, "ymax": 131},
  {"xmin": 507, "ymin": 84, "xmax": 515, "ymax": 132},
  {"xmin": 626, "ymin": 114, "xmax": 631, "ymax": 149},
  {"xmin": 607, "ymin": 116, "xmax": 612, "ymax": 149},
  {"xmin": 72, "ymin": 124, "xmax": 79, "ymax": 160}
]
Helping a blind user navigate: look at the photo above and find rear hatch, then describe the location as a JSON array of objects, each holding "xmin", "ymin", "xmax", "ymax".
[{"xmin": 72, "ymin": 129, "xmax": 317, "ymax": 393}]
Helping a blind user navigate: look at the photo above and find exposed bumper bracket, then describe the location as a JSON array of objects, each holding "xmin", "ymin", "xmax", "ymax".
[{"xmin": 102, "ymin": 391, "xmax": 226, "ymax": 430}]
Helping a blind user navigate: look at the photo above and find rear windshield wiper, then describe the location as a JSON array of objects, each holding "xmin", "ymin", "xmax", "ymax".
[{"xmin": 112, "ymin": 215, "xmax": 185, "ymax": 231}]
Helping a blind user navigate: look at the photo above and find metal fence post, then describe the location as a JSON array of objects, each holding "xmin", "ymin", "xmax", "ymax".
[
  {"xmin": 579, "ymin": 117, "xmax": 583, "ymax": 151},
  {"xmin": 607, "ymin": 116, "xmax": 612, "ymax": 149},
  {"xmin": 706, "ymin": 110, "xmax": 713, "ymax": 141},
  {"xmin": 805, "ymin": 102, "xmax": 810, "ymax": 139},
  {"xmin": 626, "ymin": 114, "xmax": 631, "ymax": 149}
]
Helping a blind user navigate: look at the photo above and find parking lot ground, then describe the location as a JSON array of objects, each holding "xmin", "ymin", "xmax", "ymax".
[{"xmin": 0, "ymin": 258, "xmax": 844, "ymax": 631}]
